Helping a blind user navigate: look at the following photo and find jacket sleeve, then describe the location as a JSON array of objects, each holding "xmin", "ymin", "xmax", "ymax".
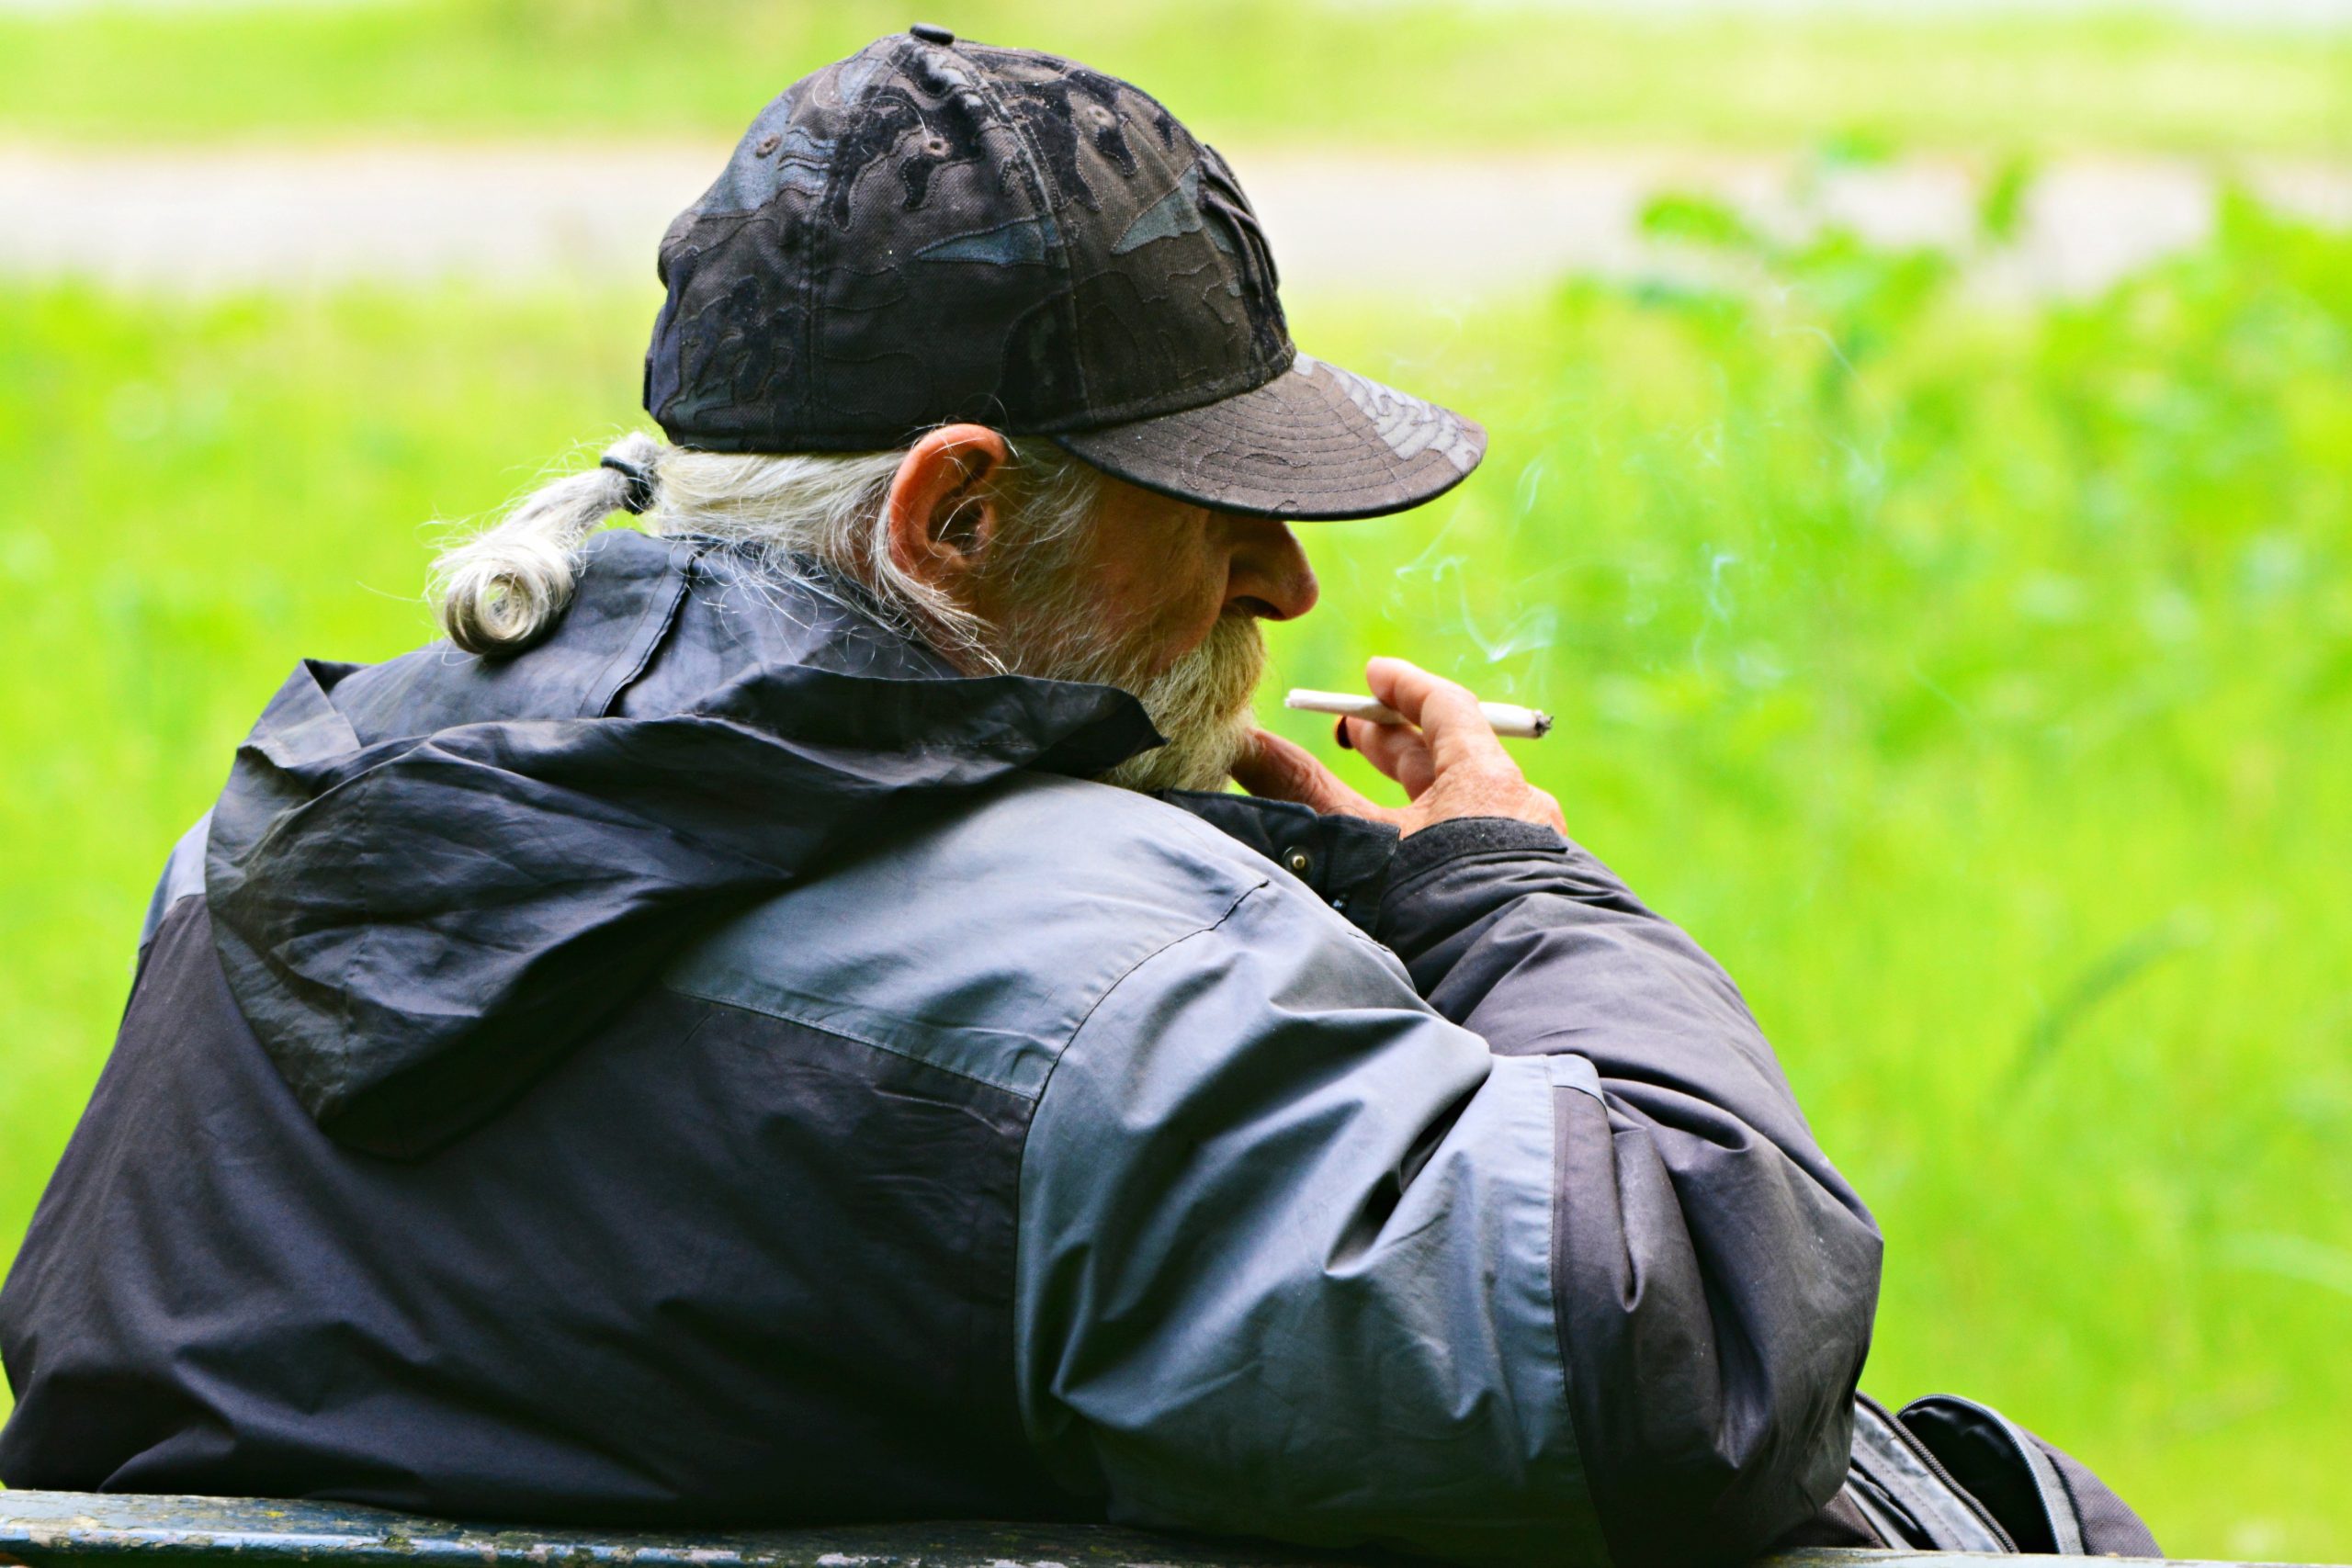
[
  {"xmin": 1014, "ymin": 819, "xmax": 1878, "ymax": 1568},
  {"xmin": 1373, "ymin": 818, "xmax": 1881, "ymax": 1565}
]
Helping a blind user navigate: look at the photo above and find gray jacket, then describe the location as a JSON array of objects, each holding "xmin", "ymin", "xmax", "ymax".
[{"xmin": 0, "ymin": 533, "xmax": 1880, "ymax": 1567}]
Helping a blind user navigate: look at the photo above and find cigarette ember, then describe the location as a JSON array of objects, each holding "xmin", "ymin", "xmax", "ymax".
[{"xmin": 1284, "ymin": 688, "xmax": 1553, "ymax": 739}]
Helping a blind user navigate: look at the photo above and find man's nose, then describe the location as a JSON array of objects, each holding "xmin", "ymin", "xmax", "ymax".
[{"xmin": 1225, "ymin": 520, "xmax": 1319, "ymax": 622}]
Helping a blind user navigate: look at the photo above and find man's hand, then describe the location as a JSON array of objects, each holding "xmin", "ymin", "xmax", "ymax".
[{"xmin": 1232, "ymin": 657, "xmax": 1566, "ymax": 838}]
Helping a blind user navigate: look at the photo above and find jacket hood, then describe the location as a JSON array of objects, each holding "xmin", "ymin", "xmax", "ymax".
[{"xmin": 204, "ymin": 531, "xmax": 1159, "ymax": 1158}]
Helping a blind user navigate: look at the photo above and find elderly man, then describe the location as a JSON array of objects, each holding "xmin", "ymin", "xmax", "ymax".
[{"xmin": 0, "ymin": 30, "xmax": 1887, "ymax": 1568}]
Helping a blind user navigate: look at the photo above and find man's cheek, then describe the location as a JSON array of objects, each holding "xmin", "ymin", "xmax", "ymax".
[{"xmin": 1161, "ymin": 598, "xmax": 1229, "ymax": 676}]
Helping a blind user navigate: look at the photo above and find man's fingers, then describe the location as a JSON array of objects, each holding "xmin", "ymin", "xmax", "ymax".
[
  {"xmin": 1364, "ymin": 656, "xmax": 1483, "ymax": 732},
  {"xmin": 1231, "ymin": 728, "xmax": 1385, "ymax": 820},
  {"xmin": 1365, "ymin": 657, "xmax": 1510, "ymax": 772},
  {"xmin": 1348, "ymin": 716, "xmax": 1437, "ymax": 799}
]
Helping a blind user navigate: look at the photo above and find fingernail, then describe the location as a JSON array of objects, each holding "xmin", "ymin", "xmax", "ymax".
[{"xmin": 1334, "ymin": 717, "xmax": 1353, "ymax": 751}]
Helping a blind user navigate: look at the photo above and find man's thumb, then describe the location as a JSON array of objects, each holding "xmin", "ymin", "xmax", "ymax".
[{"xmin": 1231, "ymin": 728, "xmax": 1382, "ymax": 819}]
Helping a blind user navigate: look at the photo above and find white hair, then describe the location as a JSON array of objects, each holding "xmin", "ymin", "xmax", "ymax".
[
  {"xmin": 433, "ymin": 429, "xmax": 1266, "ymax": 795},
  {"xmin": 433, "ymin": 430, "xmax": 1105, "ymax": 668}
]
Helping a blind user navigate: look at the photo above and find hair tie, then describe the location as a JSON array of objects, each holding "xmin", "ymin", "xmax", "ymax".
[{"xmin": 600, "ymin": 453, "xmax": 658, "ymax": 515}]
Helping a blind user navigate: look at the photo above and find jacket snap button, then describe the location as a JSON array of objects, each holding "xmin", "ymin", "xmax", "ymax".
[
  {"xmin": 1283, "ymin": 848, "xmax": 1312, "ymax": 876},
  {"xmin": 910, "ymin": 21, "xmax": 955, "ymax": 43}
]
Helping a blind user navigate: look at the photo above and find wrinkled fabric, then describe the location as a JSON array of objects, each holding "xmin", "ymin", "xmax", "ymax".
[
  {"xmin": 2, "ymin": 533, "xmax": 1877, "ymax": 1568},
  {"xmin": 1366, "ymin": 821, "xmax": 1885, "ymax": 1564},
  {"xmin": 0, "ymin": 896, "xmax": 1080, "ymax": 1526},
  {"xmin": 1019, "ymin": 874, "xmax": 1605, "ymax": 1567},
  {"xmin": 1017, "ymin": 817, "xmax": 1880, "ymax": 1568},
  {"xmin": 201, "ymin": 531, "xmax": 1156, "ymax": 1155}
]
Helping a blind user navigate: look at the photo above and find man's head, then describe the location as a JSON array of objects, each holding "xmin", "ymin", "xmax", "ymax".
[
  {"xmin": 640, "ymin": 28, "xmax": 1482, "ymax": 519},
  {"xmin": 438, "ymin": 424, "xmax": 1306, "ymax": 793},
  {"xmin": 876, "ymin": 423, "xmax": 1317, "ymax": 793},
  {"xmin": 437, "ymin": 28, "xmax": 1477, "ymax": 794}
]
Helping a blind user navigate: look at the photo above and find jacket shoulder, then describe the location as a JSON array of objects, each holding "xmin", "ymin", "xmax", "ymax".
[{"xmin": 660, "ymin": 775, "xmax": 1279, "ymax": 1100}]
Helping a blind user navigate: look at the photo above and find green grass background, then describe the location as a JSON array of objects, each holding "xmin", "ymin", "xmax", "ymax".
[
  {"xmin": 2, "ymin": 0, "xmax": 2349, "ymax": 153},
  {"xmin": 5, "ymin": 1, "xmax": 2352, "ymax": 1561}
]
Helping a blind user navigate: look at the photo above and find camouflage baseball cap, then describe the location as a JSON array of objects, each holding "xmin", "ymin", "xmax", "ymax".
[{"xmin": 645, "ymin": 26, "xmax": 1485, "ymax": 520}]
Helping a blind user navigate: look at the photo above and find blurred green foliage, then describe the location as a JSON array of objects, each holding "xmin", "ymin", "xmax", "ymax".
[
  {"xmin": 1, "ymin": 0, "xmax": 2348, "ymax": 153},
  {"xmin": 1294, "ymin": 201, "xmax": 2352, "ymax": 1562},
  {"xmin": 5, "ymin": 188, "xmax": 2352, "ymax": 1563}
]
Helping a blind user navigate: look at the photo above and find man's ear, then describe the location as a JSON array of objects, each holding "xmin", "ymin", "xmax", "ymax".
[{"xmin": 885, "ymin": 424, "xmax": 1013, "ymax": 592}]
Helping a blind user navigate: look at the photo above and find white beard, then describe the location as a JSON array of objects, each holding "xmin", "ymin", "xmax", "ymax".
[
  {"xmin": 991, "ymin": 604, "xmax": 1266, "ymax": 796},
  {"xmin": 1091, "ymin": 614, "xmax": 1266, "ymax": 795}
]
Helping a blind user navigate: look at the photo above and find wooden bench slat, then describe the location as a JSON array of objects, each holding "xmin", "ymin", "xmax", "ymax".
[{"xmin": 1, "ymin": 1491, "xmax": 2336, "ymax": 1568}]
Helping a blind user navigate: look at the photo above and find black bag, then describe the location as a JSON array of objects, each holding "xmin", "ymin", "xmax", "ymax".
[{"xmin": 1793, "ymin": 1393, "xmax": 2164, "ymax": 1556}]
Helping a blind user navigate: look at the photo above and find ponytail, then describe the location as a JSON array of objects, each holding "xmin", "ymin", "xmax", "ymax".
[
  {"xmin": 433, "ymin": 431, "xmax": 664, "ymax": 656},
  {"xmin": 429, "ymin": 430, "xmax": 1106, "ymax": 668}
]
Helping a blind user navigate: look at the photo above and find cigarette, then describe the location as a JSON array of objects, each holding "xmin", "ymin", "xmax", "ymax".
[{"xmin": 1284, "ymin": 688, "xmax": 1553, "ymax": 739}]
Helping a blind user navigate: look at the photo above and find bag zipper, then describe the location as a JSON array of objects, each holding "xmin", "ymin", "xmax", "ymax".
[
  {"xmin": 1858, "ymin": 1393, "xmax": 2019, "ymax": 1552},
  {"xmin": 1902, "ymin": 1393, "xmax": 2086, "ymax": 1556}
]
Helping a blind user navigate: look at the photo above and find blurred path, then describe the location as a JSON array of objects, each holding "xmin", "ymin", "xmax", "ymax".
[{"xmin": 4, "ymin": 143, "xmax": 2349, "ymax": 298}]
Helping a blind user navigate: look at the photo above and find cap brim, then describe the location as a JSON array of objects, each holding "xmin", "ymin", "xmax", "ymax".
[{"xmin": 1051, "ymin": 352, "xmax": 1486, "ymax": 521}]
